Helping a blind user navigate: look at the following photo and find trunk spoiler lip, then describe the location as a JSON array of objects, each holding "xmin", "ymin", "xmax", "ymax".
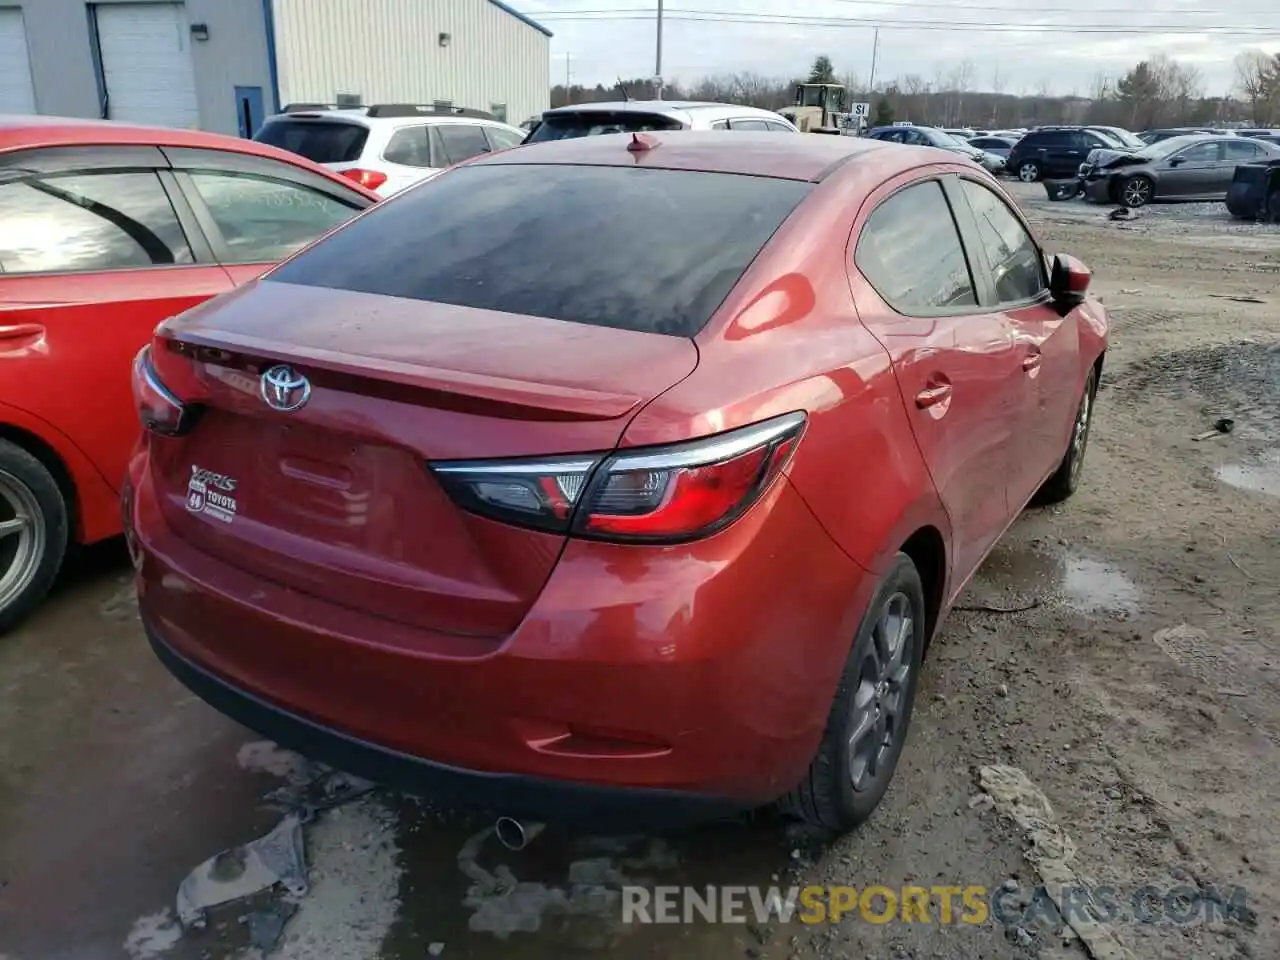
[{"xmin": 164, "ymin": 328, "xmax": 650, "ymax": 422}]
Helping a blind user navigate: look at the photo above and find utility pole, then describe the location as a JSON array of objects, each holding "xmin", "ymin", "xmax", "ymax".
[
  {"xmin": 564, "ymin": 53, "xmax": 572, "ymax": 104},
  {"xmin": 867, "ymin": 27, "xmax": 880, "ymax": 98},
  {"xmin": 655, "ymin": 0, "xmax": 664, "ymax": 99}
]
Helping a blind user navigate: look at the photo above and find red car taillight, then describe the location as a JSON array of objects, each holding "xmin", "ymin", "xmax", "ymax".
[
  {"xmin": 432, "ymin": 412, "xmax": 806, "ymax": 543},
  {"xmin": 131, "ymin": 344, "xmax": 198, "ymax": 437},
  {"xmin": 340, "ymin": 168, "xmax": 388, "ymax": 191}
]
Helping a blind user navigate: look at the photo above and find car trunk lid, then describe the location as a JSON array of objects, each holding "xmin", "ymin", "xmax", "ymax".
[{"xmin": 148, "ymin": 280, "xmax": 698, "ymax": 639}]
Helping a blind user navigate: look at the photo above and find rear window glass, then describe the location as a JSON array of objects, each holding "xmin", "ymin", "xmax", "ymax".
[
  {"xmin": 524, "ymin": 111, "xmax": 684, "ymax": 142},
  {"xmin": 255, "ymin": 119, "xmax": 369, "ymax": 164},
  {"xmin": 269, "ymin": 164, "xmax": 810, "ymax": 337}
]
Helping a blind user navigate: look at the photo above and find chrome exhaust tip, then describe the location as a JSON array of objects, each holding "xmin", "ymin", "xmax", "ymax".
[{"xmin": 494, "ymin": 816, "xmax": 544, "ymax": 851}]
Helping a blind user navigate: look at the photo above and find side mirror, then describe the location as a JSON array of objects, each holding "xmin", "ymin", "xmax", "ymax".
[
  {"xmin": 1050, "ymin": 253, "xmax": 1091, "ymax": 308},
  {"xmin": 1168, "ymin": 155, "xmax": 1184, "ymax": 167}
]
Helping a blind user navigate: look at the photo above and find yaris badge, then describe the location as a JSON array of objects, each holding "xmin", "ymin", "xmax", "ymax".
[{"xmin": 260, "ymin": 364, "xmax": 311, "ymax": 412}]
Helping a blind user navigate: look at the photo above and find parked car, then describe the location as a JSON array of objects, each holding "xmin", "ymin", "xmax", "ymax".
[
  {"xmin": 942, "ymin": 127, "xmax": 975, "ymax": 140},
  {"xmin": 0, "ymin": 115, "xmax": 377, "ymax": 632},
  {"xmin": 255, "ymin": 103, "xmax": 527, "ymax": 198},
  {"xmin": 1006, "ymin": 126, "xmax": 1125, "ymax": 182},
  {"xmin": 866, "ymin": 125, "xmax": 1004, "ymax": 172},
  {"xmin": 1137, "ymin": 127, "xmax": 1229, "ymax": 144},
  {"xmin": 1235, "ymin": 128, "xmax": 1280, "ymax": 139},
  {"xmin": 523, "ymin": 101, "xmax": 800, "ymax": 141},
  {"xmin": 968, "ymin": 135, "xmax": 1018, "ymax": 159},
  {"xmin": 1080, "ymin": 134, "xmax": 1280, "ymax": 207},
  {"xmin": 127, "ymin": 131, "xmax": 1107, "ymax": 833},
  {"xmin": 1084, "ymin": 126, "xmax": 1145, "ymax": 149}
]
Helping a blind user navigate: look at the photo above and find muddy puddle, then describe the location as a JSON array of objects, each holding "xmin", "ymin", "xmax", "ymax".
[
  {"xmin": 969, "ymin": 541, "xmax": 1140, "ymax": 617},
  {"xmin": 1218, "ymin": 449, "xmax": 1280, "ymax": 497}
]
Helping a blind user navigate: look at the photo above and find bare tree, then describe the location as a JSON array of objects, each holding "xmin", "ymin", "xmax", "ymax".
[
  {"xmin": 1234, "ymin": 49, "xmax": 1275, "ymax": 123},
  {"xmin": 949, "ymin": 58, "xmax": 976, "ymax": 125}
]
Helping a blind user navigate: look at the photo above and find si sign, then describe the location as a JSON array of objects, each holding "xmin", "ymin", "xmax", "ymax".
[{"xmin": 851, "ymin": 102, "xmax": 871, "ymax": 118}]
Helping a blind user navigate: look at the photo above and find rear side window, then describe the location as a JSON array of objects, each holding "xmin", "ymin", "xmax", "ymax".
[
  {"xmin": 730, "ymin": 119, "xmax": 769, "ymax": 130},
  {"xmin": 383, "ymin": 126, "xmax": 434, "ymax": 167},
  {"xmin": 432, "ymin": 124, "xmax": 492, "ymax": 165},
  {"xmin": 524, "ymin": 111, "xmax": 684, "ymax": 141},
  {"xmin": 1225, "ymin": 139, "xmax": 1262, "ymax": 160},
  {"xmin": 270, "ymin": 164, "xmax": 811, "ymax": 337},
  {"xmin": 0, "ymin": 171, "xmax": 192, "ymax": 274},
  {"xmin": 255, "ymin": 119, "xmax": 369, "ymax": 164},
  {"xmin": 485, "ymin": 126, "xmax": 523, "ymax": 151},
  {"xmin": 855, "ymin": 181, "xmax": 977, "ymax": 313},
  {"xmin": 188, "ymin": 172, "xmax": 361, "ymax": 264}
]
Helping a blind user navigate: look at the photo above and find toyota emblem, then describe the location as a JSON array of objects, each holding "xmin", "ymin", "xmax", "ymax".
[{"xmin": 260, "ymin": 364, "xmax": 311, "ymax": 412}]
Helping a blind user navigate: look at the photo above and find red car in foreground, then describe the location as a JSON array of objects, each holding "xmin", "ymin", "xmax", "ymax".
[
  {"xmin": 127, "ymin": 131, "xmax": 1107, "ymax": 831},
  {"xmin": 0, "ymin": 116, "xmax": 377, "ymax": 633}
]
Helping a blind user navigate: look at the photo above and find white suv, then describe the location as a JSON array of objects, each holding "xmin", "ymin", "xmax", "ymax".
[{"xmin": 255, "ymin": 103, "xmax": 527, "ymax": 197}]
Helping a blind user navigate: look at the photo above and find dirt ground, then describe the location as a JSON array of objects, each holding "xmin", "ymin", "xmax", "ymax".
[{"xmin": 0, "ymin": 182, "xmax": 1276, "ymax": 960}]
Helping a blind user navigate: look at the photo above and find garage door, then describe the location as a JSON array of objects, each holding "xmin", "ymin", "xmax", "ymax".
[
  {"xmin": 0, "ymin": 8, "xmax": 36, "ymax": 113},
  {"xmin": 96, "ymin": 2, "xmax": 199, "ymax": 128}
]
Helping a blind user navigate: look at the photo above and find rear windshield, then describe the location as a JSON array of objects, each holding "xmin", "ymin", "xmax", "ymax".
[
  {"xmin": 524, "ymin": 111, "xmax": 684, "ymax": 142},
  {"xmin": 255, "ymin": 119, "xmax": 369, "ymax": 164},
  {"xmin": 269, "ymin": 164, "xmax": 811, "ymax": 337}
]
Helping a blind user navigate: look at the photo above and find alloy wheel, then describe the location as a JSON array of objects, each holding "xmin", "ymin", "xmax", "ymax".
[
  {"xmin": 0, "ymin": 470, "xmax": 46, "ymax": 614},
  {"xmin": 1123, "ymin": 178, "xmax": 1151, "ymax": 207},
  {"xmin": 1018, "ymin": 163, "xmax": 1039, "ymax": 182},
  {"xmin": 848, "ymin": 591, "xmax": 914, "ymax": 791},
  {"xmin": 1069, "ymin": 382, "xmax": 1093, "ymax": 482}
]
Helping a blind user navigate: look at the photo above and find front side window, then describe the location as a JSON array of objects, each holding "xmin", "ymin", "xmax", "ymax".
[
  {"xmin": 0, "ymin": 171, "xmax": 192, "ymax": 275},
  {"xmin": 730, "ymin": 119, "xmax": 769, "ymax": 131},
  {"xmin": 187, "ymin": 172, "xmax": 359, "ymax": 264},
  {"xmin": 957, "ymin": 180, "xmax": 1045, "ymax": 305},
  {"xmin": 1173, "ymin": 141, "xmax": 1221, "ymax": 164},
  {"xmin": 433, "ymin": 124, "xmax": 492, "ymax": 166},
  {"xmin": 855, "ymin": 181, "xmax": 977, "ymax": 313},
  {"xmin": 268, "ymin": 164, "xmax": 811, "ymax": 338}
]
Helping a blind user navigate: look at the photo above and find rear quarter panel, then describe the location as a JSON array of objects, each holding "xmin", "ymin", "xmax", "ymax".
[{"xmin": 622, "ymin": 168, "xmax": 950, "ymax": 578}]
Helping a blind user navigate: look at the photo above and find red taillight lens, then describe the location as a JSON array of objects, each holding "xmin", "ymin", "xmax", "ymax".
[
  {"xmin": 132, "ymin": 344, "xmax": 197, "ymax": 437},
  {"xmin": 431, "ymin": 412, "xmax": 805, "ymax": 543},
  {"xmin": 340, "ymin": 168, "xmax": 388, "ymax": 191}
]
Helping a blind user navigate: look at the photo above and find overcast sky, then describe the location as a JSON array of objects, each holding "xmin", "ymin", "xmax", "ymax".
[{"xmin": 520, "ymin": 0, "xmax": 1280, "ymax": 96}]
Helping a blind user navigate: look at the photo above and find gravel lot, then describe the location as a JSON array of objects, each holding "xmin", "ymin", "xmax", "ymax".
[{"xmin": 0, "ymin": 179, "xmax": 1276, "ymax": 960}]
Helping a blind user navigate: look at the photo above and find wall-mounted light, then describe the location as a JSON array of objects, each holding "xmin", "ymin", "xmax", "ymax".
[
  {"xmin": 438, "ymin": 32, "xmax": 451, "ymax": 47},
  {"xmin": 190, "ymin": 23, "xmax": 210, "ymax": 41}
]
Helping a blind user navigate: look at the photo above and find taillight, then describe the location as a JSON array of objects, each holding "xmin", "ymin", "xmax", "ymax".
[
  {"xmin": 340, "ymin": 168, "xmax": 388, "ymax": 190},
  {"xmin": 131, "ymin": 345, "xmax": 197, "ymax": 437},
  {"xmin": 432, "ymin": 412, "xmax": 806, "ymax": 543}
]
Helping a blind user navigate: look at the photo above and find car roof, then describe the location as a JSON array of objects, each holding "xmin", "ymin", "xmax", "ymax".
[
  {"xmin": 262, "ymin": 108, "xmax": 518, "ymax": 131},
  {"xmin": 540, "ymin": 100, "xmax": 787, "ymax": 123},
  {"xmin": 471, "ymin": 129, "xmax": 912, "ymax": 181},
  {"xmin": 0, "ymin": 114, "xmax": 380, "ymax": 196}
]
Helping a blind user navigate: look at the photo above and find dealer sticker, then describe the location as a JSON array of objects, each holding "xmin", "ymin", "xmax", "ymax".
[{"xmin": 186, "ymin": 465, "xmax": 238, "ymax": 524}]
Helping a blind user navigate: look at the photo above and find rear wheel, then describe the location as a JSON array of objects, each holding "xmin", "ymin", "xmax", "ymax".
[
  {"xmin": 1119, "ymin": 174, "xmax": 1153, "ymax": 208},
  {"xmin": 0, "ymin": 441, "xmax": 69, "ymax": 635},
  {"xmin": 1017, "ymin": 160, "xmax": 1042, "ymax": 183},
  {"xmin": 1034, "ymin": 368, "xmax": 1097, "ymax": 506},
  {"xmin": 779, "ymin": 553, "xmax": 925, "ymax": 832}
]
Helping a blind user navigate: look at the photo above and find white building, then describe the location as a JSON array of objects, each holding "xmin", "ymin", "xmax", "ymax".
[{"xmin": 0, "ymin": 0, "xmax": 551, "ymax": 137}]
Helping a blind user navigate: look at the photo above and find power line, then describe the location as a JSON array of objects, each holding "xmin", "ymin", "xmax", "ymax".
[
  {"xmin": 531, "ymin": 2, "xmax": 1277, "ymax": 14},
  {"xmin": 531, "ymin": 11, "xmax": 1280, "ymax": 35}
]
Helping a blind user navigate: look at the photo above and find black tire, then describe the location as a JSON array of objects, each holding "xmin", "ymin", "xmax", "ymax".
[
  {"xmin": 0, "ymin": 440, "xmax": 69, "ymax": 635},
  {"xmin": 778, "ymin": 553, "xmax": 925, "ymax": 832},
  {"xmin": 1118, "ymin": 174, "xmax": 1153, "ymax": 209},
  {"xmin": 1034, "ymin": 368, "xmax": 1097, "ymax": 506},
  {"xmin": 1016, "ymin": 160, "xmax": 1042, "ymax": 183},
  {"xmin": 1267, "ymin": 190, "xmax": 1280, "ymax": 224}
]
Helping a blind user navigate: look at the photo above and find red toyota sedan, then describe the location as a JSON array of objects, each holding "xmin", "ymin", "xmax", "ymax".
[
  {"xmin": 0, "ymin": 116, "xmax": 377, "ymax": 632},
  {"xmin": 126, "ymin": 132, "xmax": 1107, "ymax": 832}
]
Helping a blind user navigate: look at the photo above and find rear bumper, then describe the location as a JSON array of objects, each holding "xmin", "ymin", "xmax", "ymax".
[
  {"xmin": 128, "ymin": 454, "xmax": 873, "ymax": 826},
  {"xmin": 147, "ymin": 620, "xmax": 737, "ymax": 829}
]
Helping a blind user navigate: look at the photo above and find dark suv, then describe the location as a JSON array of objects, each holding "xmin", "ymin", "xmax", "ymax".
[{"xmin": 1007, "ymin": 127, "xmax": 1122, "ymax": 182}]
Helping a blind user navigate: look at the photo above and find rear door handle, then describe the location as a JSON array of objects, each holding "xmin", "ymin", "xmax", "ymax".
[{"xmin": 915, "ymin": 382, "xmax": 953, "ymax": 408}]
